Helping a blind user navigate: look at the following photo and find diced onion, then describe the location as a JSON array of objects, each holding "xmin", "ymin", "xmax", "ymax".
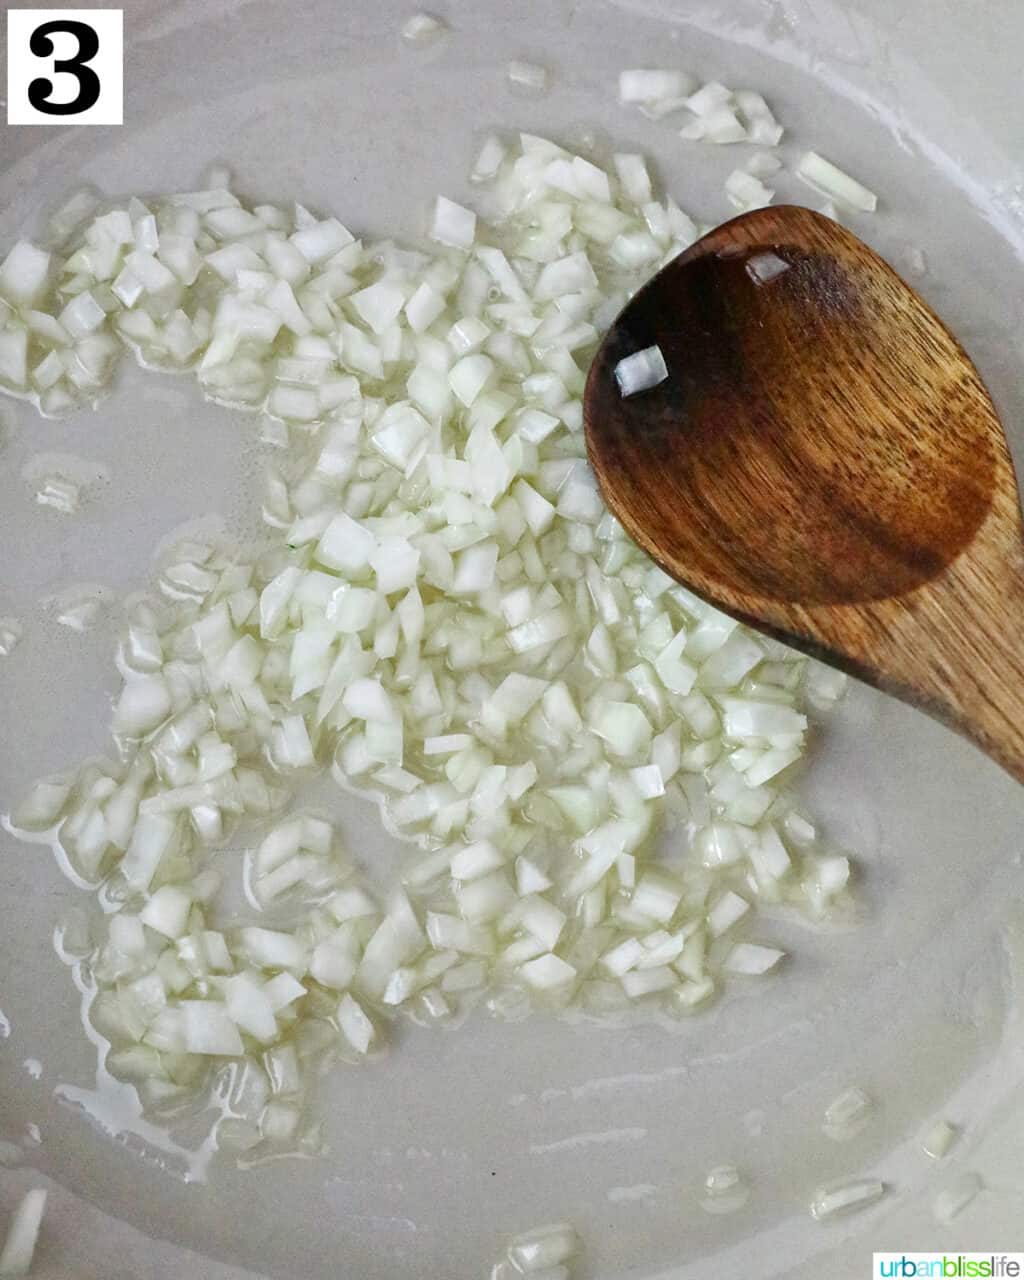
[
  {"xmin": 823, "ymin": 1085, "xmax": 872, "ymax": 1141},
  {"xmin": 0, "ymin": 619, "xmax": 22, "ymax": 658},
  {"xmin": 614, "ymin": 345, "xmax": 667, "ymax": 396},
  {"xmin": 745, "ymin": 251, "xmax": 789, "ymax": 285},
  {"xmin": 619, "ymin": 69, "xmax": 694, "ymax": 108},
  {"xmin": 338, "ymin": 993, "xmax": 375, "ymax": 1052},
  {"xmin": 401, "ymin": 12, "xmax": 446, "ymax": 43},
  {"xmin": 0, "ymin": 1188, "xmax": 47, "ymax": 1277},
  {"xmin": 181, "ymin": 1001, "xmax": 244, "ymax": 1055},
  {"xmin": 0, "ymin": 242, "xmax": 52, "ymax": 307},
  {"xmin": 2, "ymin": 120, "xmax": 859, "ymax": 1153},
  {"xmin": 430, "ymin": 197, "xmax": 476, "ymax": 251},
  {"xmin": 723, "ymin": 942, "xmax": 785, "ymax": 974},
  {"xmin": 797, "ymin": 151, "xmax": 878, "ymax": 212},
  {"xmin": 507, "ymin": 61, "xmax": 549, "ymax": 94},
  {"xmin": 506, "ymin": 1222, "xmax": 580, "ymax": 1274},
  {"xmin": 921, "ymin": 1118, "xmax": 957, "ymax": 1160},
  {"xmin": 725, "ymin": 170, "xmax": 774, "ymax": 210},
  {"xmin": 745, "ymin": 152, "xmax": 782, "ymax": 177},
  {"xmin": 810, "ymin": 1178, "xmax": 885, "ymax": 1221},
  {"xmin": 518, "ymin": 952, "xmax": 576, "ymax": 989}
]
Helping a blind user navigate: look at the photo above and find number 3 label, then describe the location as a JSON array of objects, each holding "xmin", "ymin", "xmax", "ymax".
[{"xmin": 7, "ymin": 9, "xmax": 123, "ymax": 125}]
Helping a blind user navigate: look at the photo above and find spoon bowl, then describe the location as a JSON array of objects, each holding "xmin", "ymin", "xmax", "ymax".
[{"xmin": 584, "ymin": 206, "xmax": 1024, "ymax": 780}]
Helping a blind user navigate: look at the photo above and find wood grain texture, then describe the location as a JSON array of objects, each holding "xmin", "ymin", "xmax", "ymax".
[{"xmin": 584, "ymin": 205, "xmax": 1024, "ymax": 782}]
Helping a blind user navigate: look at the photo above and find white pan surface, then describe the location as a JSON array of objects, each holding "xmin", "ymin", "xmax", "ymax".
[{"xmin": 2, "ymin": 1, "xmax": 1024, "ymax": 1275}]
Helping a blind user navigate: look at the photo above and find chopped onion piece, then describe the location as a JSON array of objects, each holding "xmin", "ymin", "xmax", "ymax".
[
  {"xmin": 12, "ymin": 778, "xmax": 71, "ymax": 831},
  {"xmin": 424, "ymin": 733, "xmax": 473, "ymax": 755},
  {"xmin": 619, "ymin": 70, "xmax": 694, "ymax": 106},
  {"xmin": 723, "ymin": 942, "xmax": 784, "ymax": 974},
  {"xmin": 0, "ymin": 241, "xmax": 51, "ymax": 306},
  {"xmin": 449, "ymin": 353, "xmax": 494, "ymax": 407},
  {"xmin": 0, "ymin": 1188, "xmax": 47, "ymax": 1277},
  {"xmin": 703, "ymin": 107, "xmax": 747, "ymax": 144},
  {"xmin": 621, "ymin": 965, "xmax": 675, "ymax": 997},
  {"xmin": 745, "ymin": 251, "xmax": 789, "ymax": 285},
  {"xmin": 613, "ymin": 154, "xmax": 652, "ymax": 205},
  {"xmin": 290, "ymin": 218, "xmax": 354, "ymax": 264},
  {"xmin": 351, "ymin": 281, "xmax": 406, "ymax": 335},
  {"xmin": 810, "ymin": 1178, "xmax": 885, "ymax": 1221},
  {"xmin": 264, "ymin": 972, "xmax": 306, "ymax": 1012},
  {"xmin": 506, "ymin": 1222, "xmax": 580, "ymax": 1274},
  {"xmin": 707, "ymin": 890, "xmax": 749, "ymax": 936},
  {"xmin": 518, "ymin": 953, "xmax": 576, "ymax": 989},
  {"xmin": 430, "ymin": 197, "xmax": 476, "ymax": 251},
  {"xmin": 629, "ymin": 765, "xmax": 664, "ymax": 799},
  {"xmin": 56, "ymin": 596, "xmax": 101, "ymax": 632},
  {"xmin": 240, "ymin": 927, "xmax": 307, "ymax": 972},
  {"xmin": 805, "ymin": 661, "xmax": 848, "ymax": 709},
  {"xmin": 181, "ymin": 1001, "xmax": 244, "ymax": 1056},
  {"xmin": 823, "ymin": 1085, "xmax": 872, "ymax": 1141},
  {"xmin": 0, "ymin": 619, "xmax": 22, "ymax": 658},
  {"xmin": 704, "ymin": 1164, "xmax": 742, "ymax": 1195},
  {"xmin": 725, "ymin": 170, "xmax": 774, "ymax": 210},
  {"xmin": 451, "ymin": 840, "xmax": 504, "ymax": 881},
  {"xmin": 921, "ymin": 1118, "xmax": 957, "ymax": 1160},
  {"xmin": 113, "ymin": 676, "xmax": 172, "ymax": 737},
  {"xmin": 338, "ymin": 993, "xmax": 375, "ymax": 1053},
  {"xmin": 405, "ymin": 281, "xmax": 445, "ymax": 332},
  {"xmin": 520, "ymin": 897, "xmax": 567, "ymax": 950},
  {"xmin": 471, "ymin": 135, "xmax": 507, "ymax": 183},
  {"xmin": 401, "ymin": 11, "xmax": 445, "ymax": 43},
  {"xmin": 614, "ymin": 345, "xmax": 667, "ymax": 397},
  {"xmin": 797, "ymin": 151, "xmax": 878, "ymax": 212},
  {"xmin": 140, "ymin": 885, "xmax": 192, "ymax": 939},
  {"xmin": 685, "ymin": 81, "xmax": 732, "ymax": 116},
  {"xmin": 224, "ymin": 973, "xmax": 278, "ymax": 1042},
  {"xmin": 734, "ymin": 89, "xmax": 784, "ymax": 145},
  {"xmin": 745, "ymin": 152, "xmax": 782, "ymax": 177},
  {"xmin": 507, "ymin": 61, "xmax": 549, "ymax": 94},
  {"xmin": 631, "ymin": 873, "xmax": 681, "ymax": 924},
  {"xmin": 589, "ymin": 702, "xmax": 652, "ymax": 757}
]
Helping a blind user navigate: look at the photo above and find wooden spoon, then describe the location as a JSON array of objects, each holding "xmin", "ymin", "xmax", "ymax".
[{"xmin": 583, "ymin": 205, "xmax": 1024, "ymax": 782}]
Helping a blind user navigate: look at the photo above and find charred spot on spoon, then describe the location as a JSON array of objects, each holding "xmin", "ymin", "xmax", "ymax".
[{"xmin": 714, "ymin": 243, "xmax": 863, "ymax": 317}]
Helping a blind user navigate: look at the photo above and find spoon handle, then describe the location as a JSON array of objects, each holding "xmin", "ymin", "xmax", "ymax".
[
  {"xmin": 926, "ymin": 544, "xmax": 1024, "ymax": 783},
  {"xmin": 826, "ymin": 528, "xmax": 1024, "ymax": 784}
]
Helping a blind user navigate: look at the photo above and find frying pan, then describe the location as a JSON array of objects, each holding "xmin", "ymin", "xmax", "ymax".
[{"xmin": 2, "ymin": 0, "xmax": 1024, "ymax": 1274}]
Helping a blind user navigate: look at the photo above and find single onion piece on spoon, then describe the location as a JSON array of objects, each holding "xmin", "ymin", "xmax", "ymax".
[{"xmin": 614, "ymin": 344, "xmax": 668, "ymax": 396}]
